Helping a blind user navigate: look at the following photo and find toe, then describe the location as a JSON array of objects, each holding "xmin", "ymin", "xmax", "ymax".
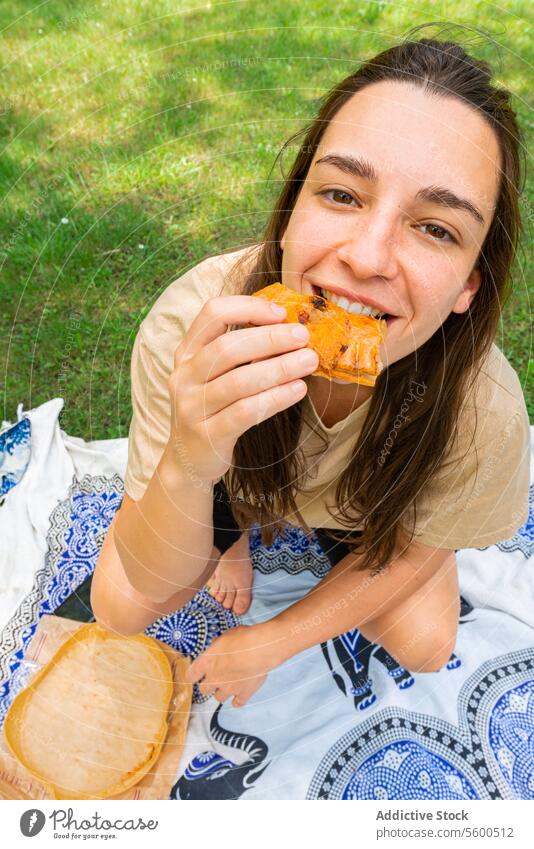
[
  {"xmin": 222, "ymin": 590, "xmax": 236, "ymax": 609},
  {"xmin": 233, "ymin": 589, "xmax": 251, "ymax": 615}
]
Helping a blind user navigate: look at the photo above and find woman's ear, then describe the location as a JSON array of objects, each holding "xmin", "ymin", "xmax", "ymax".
[{"xmin": 451, "ymin": 264, "xmax": 482, "ymax": 314}]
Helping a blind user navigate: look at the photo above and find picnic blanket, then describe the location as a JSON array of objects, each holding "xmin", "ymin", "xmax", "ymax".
[{"xmin": 1, "ymin": 397, "xmax": 533, "ymax": 800}]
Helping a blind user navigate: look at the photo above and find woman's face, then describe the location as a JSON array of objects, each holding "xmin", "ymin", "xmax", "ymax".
[{"xmin": 280, "ymin": 80, "xmax": 501, "ymax": 379}]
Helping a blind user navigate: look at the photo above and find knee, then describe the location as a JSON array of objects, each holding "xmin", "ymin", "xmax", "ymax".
[
  {"xmin": 90, "ymin": 580, "xmax": 144, "ymax": 638},
  {"xmin": 92, "ymin": 607, "xmax": 143, "ymax": 638},
  {"xmin": 393, "ymin": 623, "xmax": 457, "ymax": 674},
  {"xmin": 90, "ymin": 558, "xmax": 152, "ymax": 638}
]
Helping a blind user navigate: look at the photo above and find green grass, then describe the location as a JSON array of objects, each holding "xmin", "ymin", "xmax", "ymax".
[{"xmin": 1, "ymin": 0, "xmax": 532, "ymax": 438}]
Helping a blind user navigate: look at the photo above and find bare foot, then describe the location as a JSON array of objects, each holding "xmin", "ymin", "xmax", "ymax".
[{"xmin": 207, "ymin": 530, "xmax": 253, "ymax": 616}]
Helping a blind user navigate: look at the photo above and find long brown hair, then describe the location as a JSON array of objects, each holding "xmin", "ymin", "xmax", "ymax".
[{"xmin": 223, "ymin": 28, "xmax": 525, "ymax": 574}]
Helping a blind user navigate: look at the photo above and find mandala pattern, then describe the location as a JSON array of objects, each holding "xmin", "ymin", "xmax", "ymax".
[
  {"xmin": 488, "ymin": 680, "xmax": 534, "ymax": 798},
  {"xmin": 307, "ymin": 651, "xmax": 534, "ymax": 799},
  {"xmin": 146, "ymin": 590, "xmax": 238, "ymax": 703},
  {"xmin": 0, "ymin": 416, "xmax": 31, "ymax": 498},
  {"xmin": 342, "ymin": 741, "xmax": 478, "ymax": 800}
]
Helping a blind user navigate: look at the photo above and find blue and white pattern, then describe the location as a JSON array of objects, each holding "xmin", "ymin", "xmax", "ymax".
[
  {"xmin": 488, "ymin": 680, "xmax": 534, "ymax": 798},
  {"xmin": 487, "ymin": 483, "xmax": 534, "ymax": 558},
  {"xmin": 146, "ymin": 593, "xmax": 238, "ymax": 703},
  {"xmin": 146, "ymin": 594, "xmax": 236, "ymax": 659},
  {"xmin": 0, "ymin": 473, "xmax": 238, "ymax": 723},
  {"xmin": 0, "ymin": 474, "xmax": 123, "ymax": 725},
  {"xmin": 249, "ymin": 522, "xmax": 332, "ymax": 579},
  {"xmin": 173, "ymin": 515, "xmax": 534, "ymax": 799},
  {"xmin": 0, "ymin": 416, "xmax": 31, "ymax": 498},
  {"xmin": 171, "ymin": 704, "xmax": 270, "ymax": 799},
  {"xmin": 1, "ymin": 426, "xmax": 533, "ymax": 799},
  {"xmin": 307, "ymin": 652, "xmax": 534, "ymax": 799},
  {"xmin": 341, "ymin": 742, "xmax": 478, "ymax": 800}
]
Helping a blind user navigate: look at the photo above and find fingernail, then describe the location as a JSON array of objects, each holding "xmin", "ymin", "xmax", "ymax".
[
  {"xmin": 291, "ymin": 325, "xmax": 308, "ymax": 340},
  {"xmin": 298, "ymin": 349, "xmax": 317, "ymax": 366},
  {"xmin": 271, "ymin": 303, "xmax": 286, "ymax": 316}
]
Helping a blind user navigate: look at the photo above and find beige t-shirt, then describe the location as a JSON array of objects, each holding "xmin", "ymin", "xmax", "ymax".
[{"xmin": 124, "ymin": 246, "xmax": 531, "ymax": 550}]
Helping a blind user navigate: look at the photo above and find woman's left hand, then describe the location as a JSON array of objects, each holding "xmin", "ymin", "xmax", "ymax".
[{"xmin": 185, "ymin": 623, "xmax": 279, "ymax": 708}]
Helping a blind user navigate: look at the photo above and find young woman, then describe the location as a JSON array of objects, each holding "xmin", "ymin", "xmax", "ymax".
[{"xmin": 91, "ymin": 35, "xmax": 530, "ymax": 710}]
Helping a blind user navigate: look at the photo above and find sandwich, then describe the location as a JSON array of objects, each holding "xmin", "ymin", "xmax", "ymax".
[{"xmin": 252, "ymin": 282, "xmax": 386, "ymax": 387}]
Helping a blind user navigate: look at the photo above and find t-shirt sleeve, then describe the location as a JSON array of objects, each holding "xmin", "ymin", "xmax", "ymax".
[
  {"xmin": 123, "ymin": 327, "xmax": 177, "ymax": 502},
  {"xmin": 406, "ymin": 400, "xmax": 531, "ymax": 550},
  {"xmin": 123, "ymin": 257, "xmax": 209, "ymax": 502},
  {"xmin": 125, "ymin": 330, "xmax": 244, "ymax": 557},
  {"xmin": 122, "ymin": 245, "xmax": 258, "ymax": 502}
]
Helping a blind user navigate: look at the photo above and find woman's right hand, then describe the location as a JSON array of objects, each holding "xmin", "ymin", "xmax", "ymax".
[{"xmin": 166, "ymin": 294, "xmax": 319, "ymax": 482}]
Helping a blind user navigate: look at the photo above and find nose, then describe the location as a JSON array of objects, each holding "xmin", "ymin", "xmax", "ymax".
[{"xmin": 336, "ymin": 211, "xmax": 398, "ymax": 280}]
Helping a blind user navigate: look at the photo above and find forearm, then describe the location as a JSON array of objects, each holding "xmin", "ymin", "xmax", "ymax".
[
  {"xmin": 114, "ymin": 442, "xmax": 216, "ymax": 602},
  {"xmin": 265, "ymin": 539, "xmax": 446, "ymax": 665}
]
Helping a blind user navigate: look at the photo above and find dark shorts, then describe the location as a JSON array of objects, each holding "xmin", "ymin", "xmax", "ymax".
[{"xmin": 213, "ymin": 480, "xmax": 361, "ymax": 569}]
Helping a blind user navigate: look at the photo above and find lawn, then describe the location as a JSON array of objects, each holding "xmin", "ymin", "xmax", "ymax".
[{"xmin": 1, "ymin": 0, "xmax": 532, "ymax": 438}]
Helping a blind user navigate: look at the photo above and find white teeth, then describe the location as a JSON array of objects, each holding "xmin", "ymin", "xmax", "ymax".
[
  {"xmin": 319, "ymin": 287, "xmax": 384, "ymax": 318},
  {"xmin": 347, "ymin": 302, "xmax": 377, "ymax": 317},
  {"xmin": 335, "ymin": 296, "xmax": 350, "ymax": 311}
]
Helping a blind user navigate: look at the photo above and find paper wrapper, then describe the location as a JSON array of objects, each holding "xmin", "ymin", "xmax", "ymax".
[{"xmin": 0, "ymin": 614, "xmax": 192, "ymax": 800}]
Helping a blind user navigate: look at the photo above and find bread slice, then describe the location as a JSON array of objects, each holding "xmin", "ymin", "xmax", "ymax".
[
  {"xmin": 252, "ymin": 282, "xmax": 386, "ymax": 386},
  {"xmin": 4, "ymin": 623, "xmax": 174, "ymax": 799}
]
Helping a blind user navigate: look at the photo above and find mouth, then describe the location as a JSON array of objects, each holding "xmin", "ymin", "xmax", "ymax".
[{"xmin": 310, "ymin": 283, "xmax": 398, "ymax": 326}]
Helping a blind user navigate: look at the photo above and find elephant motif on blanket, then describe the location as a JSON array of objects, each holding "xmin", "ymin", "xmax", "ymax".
[
  {"xmin": 171, "ymin": 704, "xmax": 270, "ymax": 799},
  {"xmin": 321, "ymin": 598, "xmax": 474, "ymax": 710}
]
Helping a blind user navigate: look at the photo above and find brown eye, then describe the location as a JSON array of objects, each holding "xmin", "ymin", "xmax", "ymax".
[
  {"xmin": 319, "ymin": 189, "xmax": 359, "ymax": 207},
  {"xmin": 421, "ymin": 223, "xmax": 456, "ymax": 243},
  {"xmin": 331, "ymin": 190, "xmax": 354, "ymax": 205}
]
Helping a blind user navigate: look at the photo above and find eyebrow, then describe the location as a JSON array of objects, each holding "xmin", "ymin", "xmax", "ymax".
[{"xmin": 314, "ymin": 153, "xmax": 485, "ymax": 227}]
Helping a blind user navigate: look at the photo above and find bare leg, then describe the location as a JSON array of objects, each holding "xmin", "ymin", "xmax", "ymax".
[
  {"xmin": 358, "ymin": 552, "xmax": 460, "ymax": 673},
  {"xmin": 91, "ymin": 511, "xmax": 219, "ymax": 637}
]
